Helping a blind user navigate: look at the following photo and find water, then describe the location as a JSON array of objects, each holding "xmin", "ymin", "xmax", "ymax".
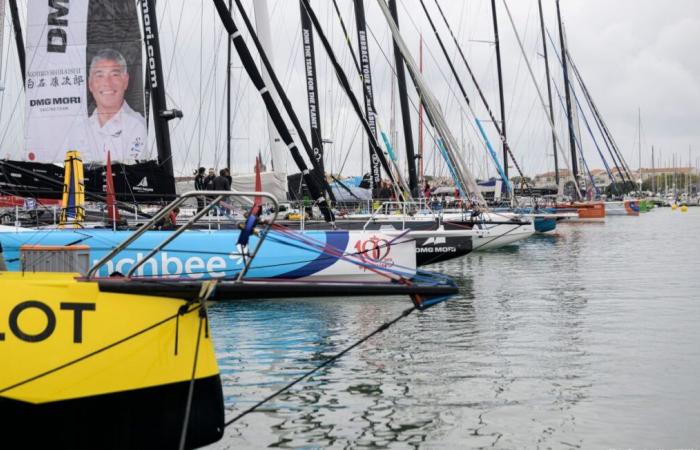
[{"xmin": 207, "ymin": 208, "xmax": 700, "ymax": 448}]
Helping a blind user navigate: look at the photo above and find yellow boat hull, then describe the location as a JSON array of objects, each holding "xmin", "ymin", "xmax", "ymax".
[{"xmin": 0, "ymin": 272, "xmax": 223, "ymax": 449}]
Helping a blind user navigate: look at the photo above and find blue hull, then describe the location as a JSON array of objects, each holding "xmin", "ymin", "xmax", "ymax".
[{"xmin": 0, "ymin": 229, "xmax": 414, "ymax": 280}]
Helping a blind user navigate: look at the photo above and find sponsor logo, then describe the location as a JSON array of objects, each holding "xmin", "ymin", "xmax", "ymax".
[
  {"xmin": 421, "ymin": 235, "xmax": 447, "ymax": 246},
  {"xmin": 141, "ymin": 1, "xmax": 159, "ymax": 88},
  {"xmin": 97, "ymin": 251, "xmax": 243, "ymax": 279},
  {"xmin": 47, "ymin": 0, "xmax": 69, "ymax": 53},
  {"xmin": 353, "ymin": 236, "xmax": 396, "ymax": 270},
  {"xmin": 0, "ymin": 301, "xmax": 95, "ymax": 343},
  {"xmin": 30, "ymin": 97, "xmax": 81, "ymax": 106}
]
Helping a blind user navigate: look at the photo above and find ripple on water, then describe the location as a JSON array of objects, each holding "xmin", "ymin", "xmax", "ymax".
[{"xmin": 207, "ymin": 208, "xmax": 700, "ymax": 448}]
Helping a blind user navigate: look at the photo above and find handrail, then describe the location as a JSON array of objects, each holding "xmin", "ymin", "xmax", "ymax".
[
  {"xmin": 361, "ymin": 200, "xmax": 437, "ymax": 231},
  {"xmin": 86, "ymin": 190, "xmax": 279, "ymax": 280}
]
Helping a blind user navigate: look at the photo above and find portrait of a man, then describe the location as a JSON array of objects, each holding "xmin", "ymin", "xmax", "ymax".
[{"xmin": 62, "ymin": 48, "xmax": 147, "ymax": 163}]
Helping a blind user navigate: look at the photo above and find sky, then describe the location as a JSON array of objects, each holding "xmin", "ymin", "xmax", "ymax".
[{"xmin": 1, "ymin": 0, "xmax": 698, "ymax": 180}]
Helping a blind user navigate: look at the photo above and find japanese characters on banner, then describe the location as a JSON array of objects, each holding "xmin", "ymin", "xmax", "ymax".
[{"xmin": 25, "ymin": 0, "xmax": 146, "ymax": 165}]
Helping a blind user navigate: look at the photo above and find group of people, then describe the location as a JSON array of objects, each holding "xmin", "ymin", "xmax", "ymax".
[{"xmin": 194, "ymin": 167, "xmax": 232, "ymax": 214}]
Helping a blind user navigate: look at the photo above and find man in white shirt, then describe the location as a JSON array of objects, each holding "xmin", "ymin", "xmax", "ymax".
[{"xmin": 66, "ymin": 48, "xmax": 147, "ymax": 163}]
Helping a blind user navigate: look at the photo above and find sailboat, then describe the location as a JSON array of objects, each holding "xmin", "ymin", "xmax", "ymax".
[
  {"xmin": 0, "ymin": 0, "xmax": 432, "ymax": 282},
  {"xmin": 0, "ymin": 192, "xmax": 458, "ymax": 449}
]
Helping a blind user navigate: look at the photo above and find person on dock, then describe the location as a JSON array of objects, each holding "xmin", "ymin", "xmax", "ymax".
[
  {"xmin": 212, "ymin": 169, "xmax": 232, "ymax": 215},
  {"xmin": 194, "ymin": 167, "xmax": 207, "ymax": 213}
]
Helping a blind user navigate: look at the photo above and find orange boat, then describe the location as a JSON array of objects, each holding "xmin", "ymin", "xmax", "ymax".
[{"xmin": 555, "ymin": 201, "xmax": 606, "ymax": 221}]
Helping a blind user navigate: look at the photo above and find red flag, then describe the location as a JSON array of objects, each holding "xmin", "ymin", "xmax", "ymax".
[
  {"xmin": 105, "ymin": 150, "xmax": 120, "ymax": 223},
  {"xmin": 254, "ymin": 156, "xmax": 262, "ymax": 211}
]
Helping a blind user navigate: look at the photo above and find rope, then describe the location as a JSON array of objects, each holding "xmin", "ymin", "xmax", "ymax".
[
  {"xmin": 223, "ymin": 304, "xmax": 417, "ymax": 428},
  {"xmin": 178, "ymin": 310, "xmax": 206, "ymax": 450}
]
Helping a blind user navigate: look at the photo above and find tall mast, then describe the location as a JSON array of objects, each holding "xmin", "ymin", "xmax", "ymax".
[
  {"xmin": 299, "ymin": 0, "xmax": 326, "ymax": 184},
  {"xmin": 638, "ymin": 107, "xmax": 642, "ymax": 189},
  {"xmin": 418, "ymin": 34, "xmax": 424, "ymax": 185},
  {"xmin": 537, "ymin": 0, "xmax": 559, "ymax": 187},
  {"xmin": 388, "ymin": 0, "xmax": 418, "ymax": 196},
  {"xmin": 353, "ymin": 0, "xmax": 382, "ymax": 195},
  {"xmin": 141, "ymin": 0, "xmax": 178, "ymax": 178},
  {"xmin": 375, "ymin": 0, "xmax": 485, "ymax": 206},
  {"xmin": 8, "ymin": 0, "xmax": 25, "ymax": 85},
  {"xmin": 556, "ymin": 0, "xmax": 579, "ymax": 195},
  {"xmin": 230, "ymin": 0, "xmax": 334, "ymax": 202},
  {"xmin": 0, "ymin": 0, "xmax": 4, "ymax": 90},
  {"xmin": 651, "ymin": 145, "xmax": 655, "ymax": 193},
  {"xmin": 490, "ymin": 0, "xmax": 507, "ymax": 181},
  {"xmin": 252, "ymin": 0, "xmax": 286, "ymax": 173},
  {"xmin": 303, "ymin": 0, "xmax": 408, "ymax": 200},
  {"xmin": 226, "ymin": 0, "xmax": 232, "ymax": 170},
  {"xmin": 212, "ymin": 0, "xmax": 335, "ymax": 222}
]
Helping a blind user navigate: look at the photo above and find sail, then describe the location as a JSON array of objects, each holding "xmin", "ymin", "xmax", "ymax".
[
  {"xmin": 252, "ymin": 0, "xmax": 287, "ymax": 174},
  {"xmin": 1, "ymin": 0, "xmax": 175, "ymax": 201}
]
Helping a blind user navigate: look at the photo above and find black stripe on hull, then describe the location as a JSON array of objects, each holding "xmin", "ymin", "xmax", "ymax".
[
  {"xmin": 0, "ymin": 374, "xmax": 224, "ymax": 450},
  {"xmin": 415, "ymin": 236, "xmax": 473, "ymax": 266}
]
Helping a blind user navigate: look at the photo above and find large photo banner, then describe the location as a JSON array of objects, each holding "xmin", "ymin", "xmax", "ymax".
[{"xmin": 25, "ymin": 0, "xmax": 146, "ymax": 165}]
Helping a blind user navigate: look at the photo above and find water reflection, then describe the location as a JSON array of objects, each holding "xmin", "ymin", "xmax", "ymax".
[{"xmin": 208, "ymin": 209, "xmax": 700, "ymax": 448}]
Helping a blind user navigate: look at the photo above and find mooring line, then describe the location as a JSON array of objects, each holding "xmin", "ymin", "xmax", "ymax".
[{"xmin": 223, "ymin": 305, "xmax": 417, "ymax": 428}]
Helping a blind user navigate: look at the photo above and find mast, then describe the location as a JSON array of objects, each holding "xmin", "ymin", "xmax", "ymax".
[
  {"xmin": 299, "ymin": 0, "xmax": 326, "ymax": 185},
  {"xmin": 388, "ymin": 0, "xmax": 418, "ymax": 196},
  {"xmin": 226, "ymin": 0, "xmax": 232, "ymax": 170},
  {"xmin": 537, "ymin": 0, "xmax": 559, "ymax": 187},
  {"xmin": 418, "ymin": 34, "xmax": 424, "ymax": 185},
  {"xmin": 353, "ymin": 0, "xmax": 382, "ymax": 195},
  {"xmin": 0, "ymin": 0, "xmax": 4, "ymax": 90},
  {"xmin": 230, "ymin": 0, "xmax": 334, "ymax": 202},
  {"xmin": 638, "ymin": 108, "xmax": 642, "ymax": 189},
  {"xmin": 302, "ymin": 0, "xmax": 407, "ymax": 201},
  {"xmin": 651, "ymin": 145, "xmax": 655, "ymax": 193},
  {"xmin": 252, "ymin": 0, "xmax": 286, "ymax": 173},
  {"xmin": 212, "ymin": 0, "xmax": 336, "ymax": 222},
  {"xmin": 141, "ymin": 0, "xmax": 178, "ymax": 178},
  {"xmin": 556, "ymin": 0, "xmax": 579, "ymax": 195},
  {"xmin": 374, "ymin": 0, "xmax": 485, "ymax": 206},
  {"xmin": 490, "ymin": 0, "xmax": 507, "ymax": 181},
  {"xmin": 8, "ymin": 0, "xmax": 25, "ymax": 85}
]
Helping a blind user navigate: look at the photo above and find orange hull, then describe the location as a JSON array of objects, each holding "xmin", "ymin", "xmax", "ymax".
[{"xmin": 555, "ymin": 201, "xmax": 606, "ymax": 220}]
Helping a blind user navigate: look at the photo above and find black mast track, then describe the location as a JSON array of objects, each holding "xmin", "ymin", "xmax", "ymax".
[
  {"xmin": 555, "ymin": 0, "xmax": 580, "ymax": 197},
  {"xmin": 230, "ymin": 0, "xmax": 335, "ymax": 202},
  {"xmin": 420, "ymin": 0, "xmax": 529, "ymax": 192},
  {"xmin": 537, "ymin": 0, "xmax": 559, "ymax": 187},
  {"xmin": 490, "ymin": 0, "xmax": 507, "ymax": 181},
  {"xmin": 8, "ymin": 0, "xmax": 25, "ymax": 85},
  {"xmin": 141, "ymin": 0, "xmax": 177, "ymax": 179},
  {"xmin": 299, "ymin": 1, "xmax": 326, "ymax": 189},
  {"xmin": 226, "ymin": 0, "xmax": 232, "ymax": 171},
  {"xmin": 352, "ymin": 0, "xmax": 382, "ymax": 195},
  {"xmin": 210, "ymin": 0, "xmax": 335, "ymax": 222},
  {"xmin": 300, "ymin": 0, "xmax": 405, "ymax": 202},
  {"xmin": 388, "ymin": 0, "xmax": 418, "ymax": 196}
]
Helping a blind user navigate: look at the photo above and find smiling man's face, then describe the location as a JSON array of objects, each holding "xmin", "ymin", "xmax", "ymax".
[{"xmin": 89, "ymin": 59, "xmax": 129, "ymax": 113}]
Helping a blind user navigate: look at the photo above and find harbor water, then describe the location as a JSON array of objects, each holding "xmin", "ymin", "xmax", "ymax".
[{"xmin": 208, "ymin": 208, "xmax": 700, "ymax": 448}]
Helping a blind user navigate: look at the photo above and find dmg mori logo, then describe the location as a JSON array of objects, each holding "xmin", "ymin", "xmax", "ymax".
[
  {"xmin": 47, "ymin": 0, "xmax": 69, "ymax": 53},
  {"xmin": 141, "ymin": 0, "xmax": 159, "ymax": 88}
]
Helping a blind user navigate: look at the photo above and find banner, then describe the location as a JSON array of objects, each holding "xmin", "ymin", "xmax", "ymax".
[{"xmin": 25, "ymin": 0, "xmax": 146, "ymax": 165}]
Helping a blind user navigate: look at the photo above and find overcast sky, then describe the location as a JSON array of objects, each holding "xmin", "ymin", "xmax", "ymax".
[{"xmin": 1, "ymin": 0, "xmax": 698, "ymax": 180}]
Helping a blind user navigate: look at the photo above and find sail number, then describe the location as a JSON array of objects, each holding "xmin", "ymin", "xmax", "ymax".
[{"xmin": 0, "ymin": 301, "xmax": 95, "ymax": 344}]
